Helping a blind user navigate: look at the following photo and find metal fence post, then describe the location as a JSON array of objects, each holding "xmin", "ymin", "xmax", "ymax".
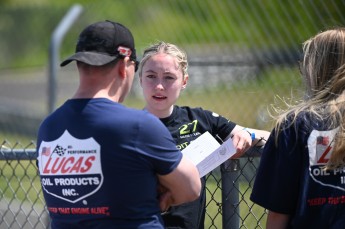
[
  {"xmin": 48, "ymin": 4, "xmax": 83, "ymax": 114},
  {"xmin": 221, "ymin": 159, "xmax": 240, "ymax": 229}
]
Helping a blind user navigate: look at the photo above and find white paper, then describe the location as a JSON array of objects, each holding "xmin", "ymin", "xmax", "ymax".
[{"xmin": 182, "ymin": 131, "xmax": 236, "ymax": 178}]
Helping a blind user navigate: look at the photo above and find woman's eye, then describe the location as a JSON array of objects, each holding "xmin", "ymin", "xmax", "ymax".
[{"xmin": 166, "ymin": 76, "xmax": 175, "ymax": 80}]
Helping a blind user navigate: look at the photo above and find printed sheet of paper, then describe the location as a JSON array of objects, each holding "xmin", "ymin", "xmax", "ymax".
[{"xmin": 182, "ymin": 131, "xmax": 236, "ymax": 178}]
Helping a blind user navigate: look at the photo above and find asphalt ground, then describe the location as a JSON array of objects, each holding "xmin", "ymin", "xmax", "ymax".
[
  {"xmin": 0, "ymin": 66, "xmax": 79, "ymax": 118},
  {"xmin": 0, "ymin": 66, "xmax": 79, "ymax": 137}
]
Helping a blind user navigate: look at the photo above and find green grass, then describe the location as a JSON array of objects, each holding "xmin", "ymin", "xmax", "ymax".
[
  {"xmin": 0, "ymin": 132, "xmax": 36, "ymax": 148},
  {"xmin": 0, "ymin": 160, "xmax": 45, "ymax": 206},
  {"xmin": 204, "ymin": 168, "xmax": 267, "ymax": 228},
  {"xmin": 211, "ymin": 66, "xmax": 301, "ymax": 128},
  {"xmin": 2, "ymin": 1, "xmax": 342, "ymax": 69}
]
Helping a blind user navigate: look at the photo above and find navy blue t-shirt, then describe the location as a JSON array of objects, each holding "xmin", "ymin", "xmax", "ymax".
[
  {"xmin": 251, "ymin": 112, "xmax": 345, "ymax": 228},
  {"xmin": 160, "ymin": 105, "xmax": 236, "ymax": 229},
  {"xmin": 36, "ymin": 98, "xmax": 182, "ymax": 229}
]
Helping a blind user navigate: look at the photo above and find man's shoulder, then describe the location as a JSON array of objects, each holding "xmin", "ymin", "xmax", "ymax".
[{"xmin": 119, "ymin": 107, "xmax": 163, "ymax": 128}]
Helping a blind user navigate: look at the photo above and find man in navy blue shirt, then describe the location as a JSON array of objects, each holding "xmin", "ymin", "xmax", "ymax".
[{"xmin": 36, "ymin": 20, "xmax": 201, "ymax": 229}]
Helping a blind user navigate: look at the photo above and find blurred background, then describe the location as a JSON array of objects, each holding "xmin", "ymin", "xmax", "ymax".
[
  {"xmin": 2, "ymin": 0, "xmax": 344, "ymax": 143},
  {"xmin": 1, "ymin": 1, "xmax": 345, "ymax": 228}
]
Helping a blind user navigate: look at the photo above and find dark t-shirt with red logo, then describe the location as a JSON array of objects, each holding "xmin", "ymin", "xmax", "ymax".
[
  {"xmin": 159, "ymin": 105, "xmax": 236, "ymax": 229},
  {"xmin": 251, "ymin": 112, "xmax": 345, "ymax": 228},
  {"xmin": 37, "ymin": 98, "xmax": 182, "ymax": 229}
]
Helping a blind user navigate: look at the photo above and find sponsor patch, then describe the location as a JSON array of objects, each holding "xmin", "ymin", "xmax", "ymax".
[
  {"xmin": 38, "ymin": 130, "xmax": 103, "ymax": 203},
  {"xmin": 308, "ymin": 128, "xmax": 345, "ymax": 191}
]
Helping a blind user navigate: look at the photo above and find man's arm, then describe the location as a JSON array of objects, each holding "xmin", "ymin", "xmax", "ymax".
[{"xmin": 157, "ymin": 155, "xmax": 201, "ymax": 211}]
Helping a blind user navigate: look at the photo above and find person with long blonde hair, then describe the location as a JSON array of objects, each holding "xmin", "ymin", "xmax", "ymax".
[{"xmin": 251, "ymin": 28, "xmax": 345, "ymax": 228}]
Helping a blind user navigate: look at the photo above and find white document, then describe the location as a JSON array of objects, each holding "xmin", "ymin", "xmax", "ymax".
[{"xmin": 182, "ymin": 131, "xmax": 236, "ymax": 178}]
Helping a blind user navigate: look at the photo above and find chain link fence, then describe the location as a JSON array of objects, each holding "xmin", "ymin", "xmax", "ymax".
[
  {"xmin": 1, "ymin": 0, "xmax": 345, "ymax": 228},
  {"xmin": 0, "ymin": 143, "xmax": 48, "ymax": 229},
  {"xmin": 0, "ymin": 140, "xmax": 265, "ymax": 229}
]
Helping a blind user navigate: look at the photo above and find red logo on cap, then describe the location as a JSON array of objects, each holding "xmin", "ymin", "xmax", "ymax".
[{"xmin": 118, "ymin": 46, "xmax": 132, "ymax": 57}]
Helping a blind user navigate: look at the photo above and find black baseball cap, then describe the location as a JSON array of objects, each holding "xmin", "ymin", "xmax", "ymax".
[{"xmin": 60, "ymin": 20, "xmax": 137, "ymax": 68}]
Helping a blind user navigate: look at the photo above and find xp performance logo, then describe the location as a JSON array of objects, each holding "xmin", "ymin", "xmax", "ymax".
[{"xmin": 38, "ymin": 130, "xmax": 103, "ymax": 203}]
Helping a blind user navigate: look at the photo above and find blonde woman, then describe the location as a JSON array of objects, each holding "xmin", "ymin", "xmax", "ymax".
[
  {"xmin": 251, "ymin": 28, "xmax": 345, "ymax": 228},
  {"xmin": 139, "ymin": 41, "xmax": 270, "ymax": 229}
]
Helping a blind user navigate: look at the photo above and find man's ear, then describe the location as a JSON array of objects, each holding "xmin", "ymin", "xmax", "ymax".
[
  {"xmin": 118, "ymin": 56, "xmax": 132, "ymax": 78},
  {"xmin": 117, "ymin": 58, "xmax": 126, "ymax": 78}
]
